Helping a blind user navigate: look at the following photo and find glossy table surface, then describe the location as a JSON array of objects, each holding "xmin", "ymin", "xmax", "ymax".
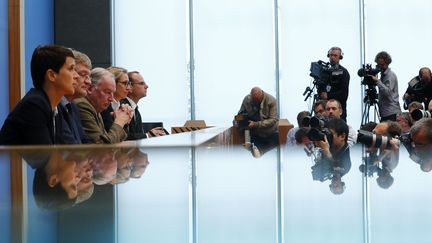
[{"xmin": 0, "ymin": 128, "xmax": 431, "ymax": 243}]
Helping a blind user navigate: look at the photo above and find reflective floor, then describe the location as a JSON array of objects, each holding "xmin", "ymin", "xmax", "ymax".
[{"xmin": 1, "ymin": 130, "xmax": 432, "ymax": 243}]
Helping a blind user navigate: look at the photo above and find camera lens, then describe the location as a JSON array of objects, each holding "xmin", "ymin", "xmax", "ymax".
[{"xmin": 411, "ymin": 109, "xmax": 432, "ymax": 121}]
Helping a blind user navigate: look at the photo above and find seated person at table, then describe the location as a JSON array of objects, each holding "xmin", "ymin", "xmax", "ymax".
[
  {"xmin": 75, "ymin": 67, "xmax": 132, "ymax": 144},
  {"xmin": 121, "ymin": 71, "xmax": 166, "ymax": 140},
  {"xmin": 58, "ymin": 49, "xmax": 93, "ymax": 144},
  {"xmin": 0, "ymin": 45, "xmax": 77, "ymax": 145}
]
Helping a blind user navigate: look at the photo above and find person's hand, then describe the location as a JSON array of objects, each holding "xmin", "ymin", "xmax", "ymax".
[
  {"xmin": 389, "ymin": 138, "xmax": 400, "ymax": 151},
  {"xmin": 149, "ymin": 127, "xmax": 166, "ymax": 137},
  {"xmin": 314, "ymin": 136, "xmax": 332, "ymax": 159},
  {"xmin": 368, "ymin": 74, "xmax": 379, "ymax": 83},
  {"xmin": 114, "ymin": 104, "xmax": 133, "ymax": 127},
  {"xmin": 320, "ymin": 92, "xmax": 328, "ymax": 100},
  {"xmin": 248, "ymin": 120, "xmax": 256, "ymax": 129}
]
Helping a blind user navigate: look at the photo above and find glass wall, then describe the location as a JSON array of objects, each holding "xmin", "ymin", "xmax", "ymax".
[
  {"xmin": 193, "ymin": 0, "xmax": 276, "ymax": 126},
  {"xmin": 114, "ymin": 0, "xmax": 432, "ymax": 129},
  {"xmin": 113, "ymin": 0, "xmax": 190, "ymax": 129},
  {"xmin": 279, "ymin": 0, "xmax": 361, "ymax": 129}
]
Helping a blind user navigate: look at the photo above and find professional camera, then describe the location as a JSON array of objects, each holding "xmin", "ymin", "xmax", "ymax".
[
  {"xmin": 302, "ymin": 115, "xmax": 329, "ymax": 129},
  {"xmin": 410, "ymin": 109, "xmax": 432, "ymax": 121},
  {"xmin": 308, "ymin": 128, "xmax": 333, "ymax": 144},
  {"xmin": 234, "ymin": 112, "xmax": 252, "ymax": 129},
  {"xmin": 310, "ymin": 60, "xmax": 343, "ymax": 86},
  {"xmin": 357, "ymin": 64, "xmax": 381, "ymax": 86},
  {"xmin": 357, "ymin": 130, "xmax": 399, "ymax": 149}
]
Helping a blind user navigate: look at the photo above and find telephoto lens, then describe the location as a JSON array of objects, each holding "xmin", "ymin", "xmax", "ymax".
[
  {"xmin": 357, "ymin": 130, "xmax": 399, "ymax": 149},
  {"xmin": 411, "ymin": 109, "xmax": 432, "ymax": 121}
]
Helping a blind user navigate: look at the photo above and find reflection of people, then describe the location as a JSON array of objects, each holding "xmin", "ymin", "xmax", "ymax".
[
  {"xmin": 403, "ymin": 67, "xmax": 432, "ymax": 110},
  {"xmin": 370, "ymin": 51, "xmax": 401, "ymax": 122},
  {"xmin": 110, "ymin": 148, "xmax": 150, "ymax": 184},
  {"xmin": 0, "ymin": 45, "xmax": 78, "ymax": 145},
  {"xmin": 312, "ymin": 118, "xmax": 351, "ymax": 195},
  {"xmin": 90, "ymin": 148, "xmax": 117, "ymax": 185},
  {"xmin": 30, "ymin": 150, "xmax": 80, "ymax": 210},
  {"xmin": 318, "ymin": 47, "xmax": 350, "ymax": 121},
  {"xmin": 235, "ymin": 87, "xmax": 279, "ymax": 155}
]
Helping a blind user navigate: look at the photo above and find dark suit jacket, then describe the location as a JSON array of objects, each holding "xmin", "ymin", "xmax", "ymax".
[
  {"xmin": 100, "ymin": 105, "xmax": 114, "ymax": 132},
  {"xmin": 0, "ymin": 88, "xmax": 60, "ymax": 145},
  {"xmin": 120, "ymin": 98, "xmax": 147, "ymax": 140},
  {"xmin": 58, "ymin": 102, "xmax": 92, "ymax": 144}
]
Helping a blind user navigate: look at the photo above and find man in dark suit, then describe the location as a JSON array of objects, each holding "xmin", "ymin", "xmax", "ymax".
[
  {"xmin": 0, "ymin": 45, "xmax": 78, "ymax": 145},
  {"xmin": 58, "ymin": 49, "xmax": 92, "ymax": 144},
  {"xmin": 121, "ymin": 71, "xmax": 166, "ymax": 140}
]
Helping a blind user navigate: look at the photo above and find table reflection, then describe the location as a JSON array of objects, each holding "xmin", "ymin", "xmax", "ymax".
[
  {"xmin": 18, "ymin": 146, "xmax": 149, "ymax": 211},
  {"xmin": 1, "ymin": 128, "xmax": 432, "ymax": 242}
]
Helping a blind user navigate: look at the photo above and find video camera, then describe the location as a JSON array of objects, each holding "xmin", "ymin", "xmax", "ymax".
[
  {"xmin": 357, "ymin": 64, "xmax": 380, "ymax": 86},
  {"xmin": 357, "ymin": 130, "xmax": 400, "ymax": 150},
  {"xmin": 310, "ymin": 60, "xmax": 343, "ymax": 86}
]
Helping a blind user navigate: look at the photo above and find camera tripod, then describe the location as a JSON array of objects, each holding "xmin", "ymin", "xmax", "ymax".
[
  {"xmin": 303, "ymin": 79, "xmax": 320, "ymax": 115},
  {"xmin": 361, "ymin": 87, "xmax": 380, "ymax": 125}
]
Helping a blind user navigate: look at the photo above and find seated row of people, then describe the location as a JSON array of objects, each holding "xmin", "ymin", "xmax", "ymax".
[{"xmin": 0, "ymin": 44, "xmax": 163, "ymax": 145}]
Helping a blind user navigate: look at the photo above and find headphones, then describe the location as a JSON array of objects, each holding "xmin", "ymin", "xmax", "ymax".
[{"xmin": 327, "ymin": 47, "xmax": 344, "ymax": 60}]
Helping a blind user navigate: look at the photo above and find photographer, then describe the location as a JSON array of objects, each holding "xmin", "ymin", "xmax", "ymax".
[
  {"xmin": 369, "ymin": 51, "xmax": 401, "ymax": 121},
  {"xmin": 408, "ymin": 118, "xmax": 432, "ymax": 172},
  {"xmin": 314, "ymin": 118, "xmax": 350, "ymax": 168},
  {"xmin": 403, "ymin": 67, "xmax": 432, "ymax": 110},
  {"xmin": 235, "ymin": 87, "xmax": 279, "ymax": 155},
  {"xmin": 317, "ymin": 47, "xmax": 350, "ymax": 121},
  {"xmin": 313, "ymin": 118, "xmax": 351, "ymax": 194}
]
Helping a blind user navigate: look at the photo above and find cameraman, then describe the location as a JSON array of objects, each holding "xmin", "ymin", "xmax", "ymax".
[
  {"xmin": 369, "ymin": 51, "xmax": 401, "ymax": 121},
  {"xmin": 403, "ymin": 67, "xmax": 432, "ymax": 109},
  {"xmin": 235, "ymin": 87, "xmax": 279, "ymax": 154},
  {"xmin": 318, "ymin": 47, "xmax": 350, "ymax": 122}
]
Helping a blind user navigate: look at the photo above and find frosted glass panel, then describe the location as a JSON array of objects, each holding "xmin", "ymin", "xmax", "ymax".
[
  {"xmin": 279, "ymin": 0, "xmax": 362, "ymax": 129},
  {"xmin": 193, "ymin": 0, "xmax": 276, "ymax": 126},
  {"xmin": 113, "ymin": 0, "xmax": 190, "ymax": 129},
  {"xmin": 116, "ymin": 148, "xmax": 191, "ymax": 243}
]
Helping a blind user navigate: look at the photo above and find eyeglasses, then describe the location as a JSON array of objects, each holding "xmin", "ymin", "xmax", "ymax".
[
  {"xmin": 118, "ymin": 81, "xmax": 132, "ymax": 87},
  {"xmin": 130, "ymin": 82, "xmax": 146, "ymax": 86}
]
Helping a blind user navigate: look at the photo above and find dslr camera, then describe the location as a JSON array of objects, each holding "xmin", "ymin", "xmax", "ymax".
[
  {"xmin": 357, "ymin": 64, "xmax": 380, "ymax": 86},
  {"xmin": 357, "ymin": 130, "xmax": 399, "ymax": 149},
  {"xmin": 234, "ymin": 112, "xmax": 252, "ymax": 130},
  {"xmin": 303, "ymin": 115, "xmax": 334, "ymax": 145}
]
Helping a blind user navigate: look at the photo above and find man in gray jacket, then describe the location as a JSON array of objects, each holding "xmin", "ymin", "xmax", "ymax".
[{"xmin": 371, "ymin": 51, "xmax": 401, "ymax": 121}]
